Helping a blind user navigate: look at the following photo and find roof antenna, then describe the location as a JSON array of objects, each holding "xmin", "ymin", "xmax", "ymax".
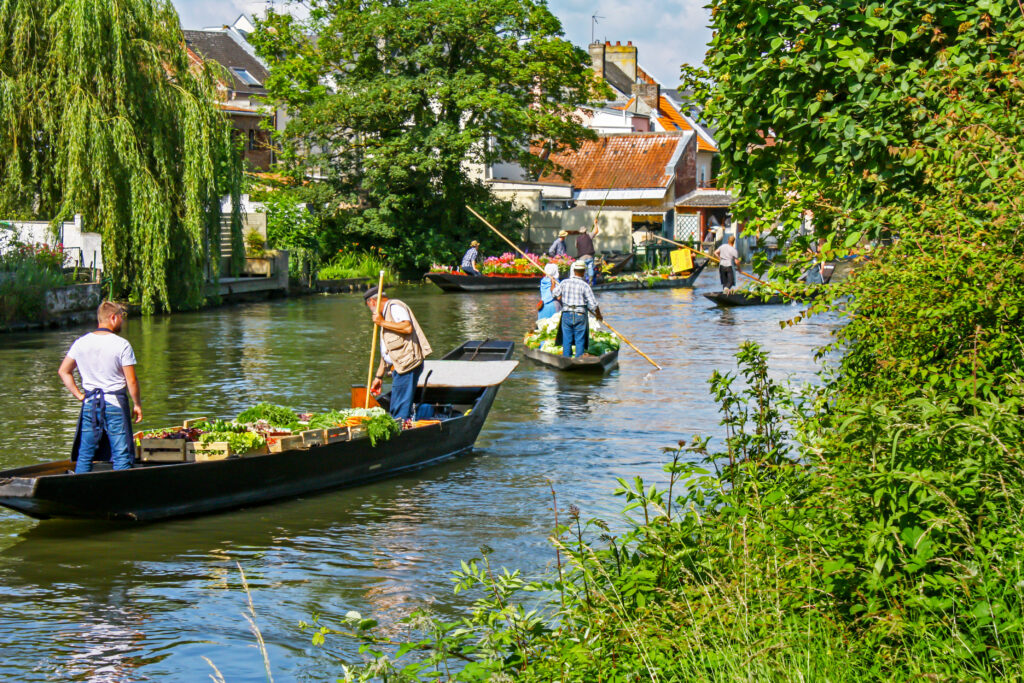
[{"xmin": 591, "ymin": 14, "xmax": 604, "ymax": 44}]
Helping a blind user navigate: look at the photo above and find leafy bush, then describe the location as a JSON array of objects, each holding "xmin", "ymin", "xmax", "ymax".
[
  {"xmin": 317, "ymin": 247, "xmax": 395, "ymax": 282},
  {"xmin": 0, "ymin": 228, "xmax": 69, "ymax": 323}
]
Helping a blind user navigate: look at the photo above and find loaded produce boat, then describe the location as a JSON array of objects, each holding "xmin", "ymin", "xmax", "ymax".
[
  {"xmin": 425, "ymin": 253, "xmax": 635, "ymax": 293},
  {"xmin": 0, "ymin": 341, "xmax": 517, "ymax": 522},
  {"xmin": 522, "ymin": 315, "xmax": 620, "ymax": 373}
]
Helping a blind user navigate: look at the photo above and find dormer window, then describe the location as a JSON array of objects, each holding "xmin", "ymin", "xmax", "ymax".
[{"xmin": 231, "ymin": 68, "xmax": 261, "ymax": 86}]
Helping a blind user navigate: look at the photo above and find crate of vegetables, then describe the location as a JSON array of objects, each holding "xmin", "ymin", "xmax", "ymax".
[
  {"xmin": 300, "ymin": 429, "xmax": 325, "ymax": 447},
  {"xmin": 138, "ymin": 437, "xmax": 188, "ymax": 463},
  {"xmin": 323, "ymin": 426, "xmax": 348, "ymax": 444},
  {"xmin": 188, "ymin": 441, "xmax": 231, "ymax": 462},
  {"xmin": 267, "ymin": 434, "xmax": 304, "ymax": 453}
]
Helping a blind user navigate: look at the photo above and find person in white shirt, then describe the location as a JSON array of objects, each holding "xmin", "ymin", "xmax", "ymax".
[
  {"xmin": 58, "ymin": 301, "xmax": 143, "ymax": 473},
  {"xmin": 715, "ymin": 235, "xmax": 741, "ymax": 293}
]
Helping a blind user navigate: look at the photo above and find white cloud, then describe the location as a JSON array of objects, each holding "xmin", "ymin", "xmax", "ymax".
[{"xmin": 171, "ymin": 0, "xmax": 712, "ymax": 83}]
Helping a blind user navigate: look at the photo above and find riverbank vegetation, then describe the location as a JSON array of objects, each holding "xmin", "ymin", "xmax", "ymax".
[
  {"xmin": 249, "ymin": 0, "xmax": 609, "ymax": 273},
  {"xmin": 0, "ymin": 227, "xmax": 73, "ymax": 323},
  {"xmin": 0, "ymin": 0, "xmax": 244, "ymax": 313},
  {"xmin": 299, "ymin": 1, "xmax": 1024, "ymax": 679},
  {"xmin": 317, "ymin": 247, "xmax": 397, "ymax": 284}
]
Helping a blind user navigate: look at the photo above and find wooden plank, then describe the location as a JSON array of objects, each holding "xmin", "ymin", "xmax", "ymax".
[
  {"xmin": 300, "ymin": 429, "xmax": 325, "ymax": 447},
  {"xmin": 183, "ymin": 417, "xmax": 209, "ymax": 429}
]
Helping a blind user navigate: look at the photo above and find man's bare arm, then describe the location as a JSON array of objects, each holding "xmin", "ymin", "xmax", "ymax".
[
  {"xmin": 123, "ymin": 364, "xmax": 143, "ymax": 423},
  {"xmin": 58, "ymin": 356, "xmax": 84, "ymax": 401}
]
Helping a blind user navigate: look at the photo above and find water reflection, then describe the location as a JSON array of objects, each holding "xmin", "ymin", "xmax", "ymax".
[{"xmin": 0, "ymin": 272, "xmax": 840, "ymax": 680}]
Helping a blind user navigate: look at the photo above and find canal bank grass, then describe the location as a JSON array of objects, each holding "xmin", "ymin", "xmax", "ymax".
[
  {"xmin": 317, "ymin": 249, "xmax": 396, "ymax": 283},
  {"xmin": 307, "ymin": 343, "xmax": 1024, "ymax": 681}
]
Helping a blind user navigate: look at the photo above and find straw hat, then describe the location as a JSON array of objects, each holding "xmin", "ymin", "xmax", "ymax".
[
  {"xmin": 470, "ymin": 240, "xmax": 480, "ymax": 247},
  {"xmin": 558, "ymin": 230, "xmax": 569, "ymax": 238}
]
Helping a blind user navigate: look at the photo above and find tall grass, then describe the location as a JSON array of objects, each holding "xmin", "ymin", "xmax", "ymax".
[{"xmin": 317, "ymin": 249, "xmax": 396, "ymax": 283}]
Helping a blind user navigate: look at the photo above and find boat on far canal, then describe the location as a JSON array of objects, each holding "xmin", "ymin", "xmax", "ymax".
[
  {"xmin": 523, "ymin": 346, "xmax": 618, "ymax": 373},
  {"xmin": 704, "ymin": 290, "xmax": 787, "ymax": 307},
  {"xmin": 0, "ymin": 341, "xmax": 518, "ymax": 522},
  {"xmin": 425, "ymin": 253, "xmax": 636, "ymax": 293}
]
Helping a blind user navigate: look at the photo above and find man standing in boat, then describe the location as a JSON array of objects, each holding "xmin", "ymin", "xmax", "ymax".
[
  {"xmin": 57, "ymin": 301, "xmax": 142, "ymax": 473},
  {"xmin": 460, "ymin": 240, "xmax": 481, "ymax": 276},
  {"xmin": 570, "ymin": 221, "xmax": 600, "ymax": 284},
  {"xmin": 715, "ymin": 235, "xmax": 741, "ymax": 293},
  {"xmin": 366, "ymin": 287, "xmax": 433, "ymax": 421},
  {"xmin": 552, "ymin": 261, "xmax": 603, "ymax": 358}
]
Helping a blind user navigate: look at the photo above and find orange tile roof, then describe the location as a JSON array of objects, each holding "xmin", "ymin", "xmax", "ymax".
[
  {"xmin": 656, "ymin": 96, "xmax": 718, "ymax": 152},
  {"xmin": 636, "ymin": 65, "xmax": 658, "ymax": 85},
  {"xmin": 535, "ymin": 134, "xmax": 688, "ymax": 190}
]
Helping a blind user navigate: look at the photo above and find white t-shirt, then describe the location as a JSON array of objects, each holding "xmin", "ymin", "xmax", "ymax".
[
  {"xmin": 716, "ymin": 243, "xmax": 740, "ymax": 268},
  {"xmin": 380, "ymin": 301, "xmax": 411, "ymax": 365},
  {"xmin": 67, "ymin": 332, "xmax": 137, "ymax": 405}
]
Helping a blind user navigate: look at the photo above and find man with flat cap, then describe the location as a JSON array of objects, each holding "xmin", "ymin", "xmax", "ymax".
[
  {"xmin": 365, "ymin": 286, "xmax": 432, "ymax": 421},
  {"xmin": 552, "ymin": 260, "xmax": 603, "ymax": 358}
]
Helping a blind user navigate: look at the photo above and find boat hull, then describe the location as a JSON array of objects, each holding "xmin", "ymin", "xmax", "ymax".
[
  {"xmin": 704, "ymin": 291, "xmax": 786, "ymax": 307},
  {"xmin": 523, "ymin": 346, "xmax": 618, "ymax": 373},
  {"xmin": 425, "ymin": 273, "xmax": 541, "ymax": 292},
  {"xmin": 0, "ymin": 342, "xmax": 514, "ymax": 522}
]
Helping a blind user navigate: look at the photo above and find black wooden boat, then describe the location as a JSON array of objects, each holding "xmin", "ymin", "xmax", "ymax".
[
  {"xmin": 426, "ymin": 254, "xmax": 635, "ymax": 293},
  {"xmin": 523, "ymin": 346, "xmax": 618, "ymax": 372},
  {"xmin": 594, "ymin": 258, "xmax": 708, "ymax": 292},
  {"xmin": 703, "ymin": 290, "xmax": 787, "ymax": 307},
  {"xmin": 0, "ymin": 341, "xmax": 518, "ymax": 522}
]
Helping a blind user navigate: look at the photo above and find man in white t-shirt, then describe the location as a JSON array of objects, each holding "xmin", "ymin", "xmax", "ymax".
[
  {"xmin": 715, "ymin": 235, "xmax": 741, "ymax": 293},
  {"xmin": 58, "ymin": 301, "xmax": 143, "ymax": 473},
  {"xmin": 365, "ymin": 287, "xmax": 432, "ymax": 421}
]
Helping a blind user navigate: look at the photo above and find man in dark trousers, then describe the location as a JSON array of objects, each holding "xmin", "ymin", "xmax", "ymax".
[
  {"xmin": 58, "ymin": 301, "xmax": 143, "ymax": 473},
  {"xmin": 552, "ymin": 261, "xmax": 603, "ymax": 358},
  {"xmin": 571, "ymin": 222, "xmax": 600, "ymax": 284},
  {"xmin": 366, "ymin": 287, "xmax": 433, "ymax": 421}
]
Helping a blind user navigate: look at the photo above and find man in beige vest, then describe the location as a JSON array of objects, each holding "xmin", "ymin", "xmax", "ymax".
[{"xmin": 365, "ymin": 287, "xmax": 432, "ymax": 420}]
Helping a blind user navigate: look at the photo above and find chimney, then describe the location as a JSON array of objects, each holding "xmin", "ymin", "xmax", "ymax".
[
  {"xmin": 605, "ymin": 41, "xmax": 637, "ymax": 84},
  {"xmin": 634, "ymin": 82, "xmax": 660, "ymax": 111},
  {"xmin": 588, "ymin": 42, "xmax": 605, "ymax": 80}
]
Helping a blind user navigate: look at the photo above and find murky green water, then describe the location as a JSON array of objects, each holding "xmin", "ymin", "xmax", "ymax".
[{"xmin": 0, "ymin": 273, "xmax": 838, "ymax": 681}]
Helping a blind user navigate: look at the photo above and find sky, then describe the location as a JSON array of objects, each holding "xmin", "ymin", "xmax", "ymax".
[{"xmin": 170, "ymin": 0, "xmax": 713, "ymax": 87}]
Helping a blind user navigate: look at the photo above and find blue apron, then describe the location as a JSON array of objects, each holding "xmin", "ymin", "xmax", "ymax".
[{"xmin": 70, "ymin": 387, "xmax": 134, "ymax": 466}]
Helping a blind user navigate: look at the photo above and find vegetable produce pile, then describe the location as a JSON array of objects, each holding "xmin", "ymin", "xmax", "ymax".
[
  {"xmin": 524, "ymin": 314, "xmax": 620, "ymax": 356},
  {"xmin": 138, "ymin": 404, "xmax": 410, "ymax": 453}
]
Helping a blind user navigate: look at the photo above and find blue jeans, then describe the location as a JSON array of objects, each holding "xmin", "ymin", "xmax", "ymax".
[
  {"xmin": 76, "ymin": 394, "xmax": 134, "ymax": 473},
  {"xmin": 389, "ymin": 363, "xmax": 424, "ymax": 420},
  {"xmin": 582, "ymin": 255, "xmax": 595, "ymax": 284},
  {"xmin": 461, "ymin": 265, "xmax": 481, "ymax": 277},
  {"xmin": 561, "ymin": 311, "xmax": 589, "ymax": 358}
]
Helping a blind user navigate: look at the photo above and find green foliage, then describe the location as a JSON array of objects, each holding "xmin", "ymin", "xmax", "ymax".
[
  {"xmin": 0, "ymin": 0, "xmax": 244, "ymax": 312},
  {"xmin": 307, "ymin": 344, "xmax": 1024, "ymax": 680},
  {"xmin": 365, "ymin": 413, "xmax": 401, "ymax": 447},
  {"xmin": 198, "ymin": 430, "xmax": 267, "ymax": 454},
  {"xmin": 235, "ymin": 403, "xmax": 299, "ymax": 428},
  {"xmin": 0, "ymin": 228, "xmax": 69, "ymax": 322},
  {"xmin": 259, "ymin": 190, "xmax": 325, "ymax": 281},
  {"xmin": 317, "ymin": 248, "xmax": 396, "ymax": 283},
  {"xmin": 250, "ymin": 0, "xmax": 607, "ymax": 272}
]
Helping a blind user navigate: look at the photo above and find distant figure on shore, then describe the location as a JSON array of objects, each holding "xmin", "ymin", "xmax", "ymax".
[
  {"xmin": 571, "ymin": 223, "xmax": 600, "ymax": 284},
  {"xmin": 366, "ymin": 287, "xmax": 432, "ymax": 421},
  {"xmin": 58, "ymin": 301, "xmax": 142, "ymax": 473},
  {"xmin": 552, "ymin": 261, "xmax": 603, "ymax": 358},
  {"xmin": 538, "ymin": 263, "xmax": 561, "ymax": 319},
  {"xmin": 715, "ymin": 235, "xmax": 740, "ymax": 293},
  {"xmin": 548, "ymin": 230, "xmax": 569, "ymax": 257},
  {"xmin": 460, "ymin": 240, "xmax": 481, "ymax": 276}
]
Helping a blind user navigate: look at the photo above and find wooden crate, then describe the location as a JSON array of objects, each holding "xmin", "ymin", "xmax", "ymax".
[
  {"xmin": 139, "ymin": 438, "xmax": 187, "ymax": 463},
  {"xmin": 188, "ymin": 441, "xmax": 231, "ymax": 462},
  {"xmin": 182, "ymin": 417, "xmax": 209, "ymax": 429},
  {"xmin": 348, "ymin": 425, "xmax": 367, "ymax": 441},
  {"xmin": 324, "ymin": 426, "xmax": 348, "ymax": 444},
  {"xmin": 267, "ymin": 434, "xmax": 305, "ymax": 453},
  {"xmin": 239, "ymin": 444, "xmax": 270, "ymax": 457},
  {"xmin": 300, "ymin": 429, "xmax": 325, "ymax": 447}
]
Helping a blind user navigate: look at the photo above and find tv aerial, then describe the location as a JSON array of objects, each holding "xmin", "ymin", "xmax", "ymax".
[{"xmin": 591, "ymin": 14, "xmax": 605, "ymax": 44}]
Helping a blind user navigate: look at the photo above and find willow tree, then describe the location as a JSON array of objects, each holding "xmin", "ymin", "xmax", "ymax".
[{"xmin": 0, "ymin": 0, "xmax": 243, "ymax": 312}]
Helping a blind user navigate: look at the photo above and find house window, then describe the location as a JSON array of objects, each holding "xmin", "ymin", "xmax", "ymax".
[
  {"xmin": 248, "ymin": 130, "xmax": 256, "ymax": 151},
  {"xmin": 231, "ymin": 67, "xmax": 262, "ymax": 86}
]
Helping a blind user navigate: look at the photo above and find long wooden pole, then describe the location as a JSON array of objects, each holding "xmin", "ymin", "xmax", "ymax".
[
  {"xmin": 364, "ymin": 269, "xmax": 386, "ymax": 409},
  {"xmin": 466, "ymin": 205, "xmax": 662, "ymax": 370},
  {"xmin": 600, "ymin": 319, "xmax": 661, "ymax": 370},
  {"xmin": 649, "ymin": 233, "xmax": 804, "ymax": 303}
]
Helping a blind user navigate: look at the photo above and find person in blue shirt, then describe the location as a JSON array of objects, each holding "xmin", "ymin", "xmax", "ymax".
[
  {"xmin": 461, "ymin": 240, "xmax": 481, "ymax": 276},
  {"xmin": 538, "ymin": 263, "xmax": 561, "ymax": 319},
  {"xmin": 548, "ymin": 230, "xmax": 568, "ymax": 257}
]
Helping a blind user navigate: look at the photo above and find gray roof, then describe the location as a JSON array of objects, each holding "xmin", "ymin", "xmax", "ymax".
[
  {"xmin": 184, "ymin": 30, "xmax": 269, "ymax": 95},
  {"xmin": 675, "ymin": 189, "xmax": 737, "ymax": 208}
]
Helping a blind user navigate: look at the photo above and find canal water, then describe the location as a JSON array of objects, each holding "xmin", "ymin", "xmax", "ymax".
[{"xmin": 0, "ymin": 272, "xmax": 839, "ymax": 681}]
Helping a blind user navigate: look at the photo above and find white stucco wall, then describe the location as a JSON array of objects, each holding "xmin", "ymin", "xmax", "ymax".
[{"xmin": 527, "ymin": 207, "xmax": 634, "ymax": 253}]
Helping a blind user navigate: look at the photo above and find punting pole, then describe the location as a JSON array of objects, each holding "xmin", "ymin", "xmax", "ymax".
[
  {"xmin": 466, "ymin": 205, "xmax": 663, "ymax": 371},
  {"xmin": 364, "ymin": 269, "xmax": 386, "ymax": 409}
]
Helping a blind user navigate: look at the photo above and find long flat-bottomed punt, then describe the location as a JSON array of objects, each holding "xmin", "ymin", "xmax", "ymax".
[
  {"xmin": 523, "ymin": 346, "xmax": 618, "ymax": 373},
  {"xmin": 425, "ymin": 254, "xmax": 636, "ymax": 293},
  {"xmin": 0, "ymin": 341, "xmax": 517, "ymax": 522},
  {"xmin": 703, "ymin": 290, "xmax": 786, "ymax": 307}
]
